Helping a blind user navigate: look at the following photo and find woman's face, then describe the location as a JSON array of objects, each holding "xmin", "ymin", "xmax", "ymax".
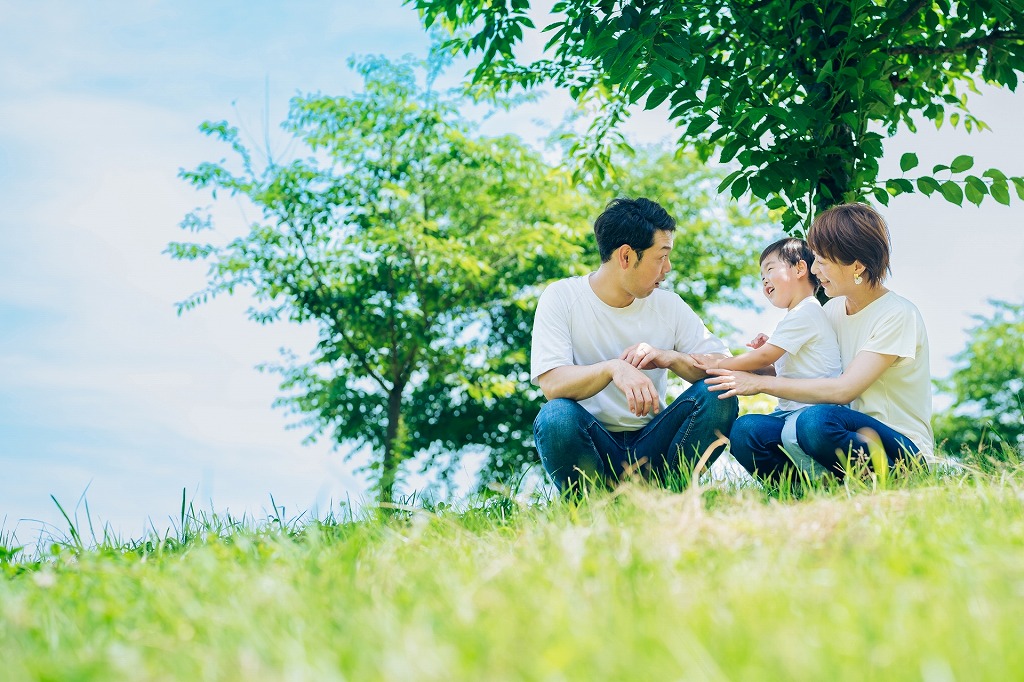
[{"xmin": 811, "ymin": 253, "xmax": 858, "ymax": 298}]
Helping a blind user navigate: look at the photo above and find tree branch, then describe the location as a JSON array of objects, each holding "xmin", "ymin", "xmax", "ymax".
[
  {"xmin": 891, "ymin": 0, "xmax": 931, "ymax": 30},
  {"xmin": 888, "ymin": 29, "xmax": 1024, "ymax": 57}
]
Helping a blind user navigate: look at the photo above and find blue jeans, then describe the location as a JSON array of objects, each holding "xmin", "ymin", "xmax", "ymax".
[
  {"xmin": 533, "ymin": 380, "xmax": 739, "ymax": 492},
  {"xmin": 729, "ymin": 404, "xmax": 920, "ymax": 483}
]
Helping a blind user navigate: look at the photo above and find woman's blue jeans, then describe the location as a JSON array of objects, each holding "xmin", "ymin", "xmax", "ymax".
[
  {"xmin": 728, "ymin": 404, "xmax": 921, "ymax": 483},
  {"xmin": 533, "ymin": 380, "xmax": 739, "ymax": 492}
]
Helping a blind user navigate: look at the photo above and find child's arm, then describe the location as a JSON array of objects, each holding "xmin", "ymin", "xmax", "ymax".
[{"xmin": 693, "ymin": 342, "xmax": 786, "ymax": 373}]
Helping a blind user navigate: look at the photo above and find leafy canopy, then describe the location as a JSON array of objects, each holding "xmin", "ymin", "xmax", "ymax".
[{"xmin": 412, "ymin": 0, "xmax": 1024, "ymax": 229}]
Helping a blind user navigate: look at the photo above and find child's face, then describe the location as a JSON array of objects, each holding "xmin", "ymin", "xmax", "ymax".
[{"xmin": 760, "ymin": 254, "xmax": 808, "ymax": 310}]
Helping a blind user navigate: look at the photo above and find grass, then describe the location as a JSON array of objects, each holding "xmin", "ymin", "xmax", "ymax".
[{"xmin": 2, "ymin": 455, "xmax": 1024, "ymax": 681}]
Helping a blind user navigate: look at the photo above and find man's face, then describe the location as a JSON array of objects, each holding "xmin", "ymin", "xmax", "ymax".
[{"xmin": 626, "ymin": 229, "xmax": 673, "ymax": 299}]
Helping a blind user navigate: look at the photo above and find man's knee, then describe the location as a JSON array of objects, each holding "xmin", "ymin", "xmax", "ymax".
[
  {"xmin": 690, "ymin": 380, "xmax": 739, "ymax": 433},
  {"xmin": 534, "ymin": 398, "xmax": 583, "ymax": 437}
]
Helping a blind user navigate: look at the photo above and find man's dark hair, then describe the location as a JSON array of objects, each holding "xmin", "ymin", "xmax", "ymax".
[
  {"xmin": 593, "ymin": 197, "xmax": 676, "ymax": 263},
  {"xmin": 759, "ymin": 237, "xmax": 820, "ymax": 288}
]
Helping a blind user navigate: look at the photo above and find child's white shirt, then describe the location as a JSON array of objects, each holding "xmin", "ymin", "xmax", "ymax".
[{"xmin": 768, "ymin": 295, "xmax": 843, "ymax": 412}]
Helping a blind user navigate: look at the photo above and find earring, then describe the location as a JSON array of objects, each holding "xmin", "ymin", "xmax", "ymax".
[{"xmin": 854, "ymin": 273, "xmax": 863, "ymax": 285}]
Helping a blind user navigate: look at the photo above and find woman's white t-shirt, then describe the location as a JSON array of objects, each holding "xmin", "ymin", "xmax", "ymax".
[
  {"xmin": 531, "ymin": 276, "xmax": 729, "ymax": 432},
  {"xmin": 823, "ymin": 291, "xmax": 934, "ymax": 455}
]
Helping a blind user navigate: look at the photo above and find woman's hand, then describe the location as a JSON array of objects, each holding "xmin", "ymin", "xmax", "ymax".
[{"xmin": 704, "ymin": 367, "xmax": 763, "ymax": 399}]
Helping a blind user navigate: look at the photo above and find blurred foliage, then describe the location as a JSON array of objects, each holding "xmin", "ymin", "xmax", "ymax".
[
  {"xmin": 412, "ymin": 0, "xmax": 1024, "ymax": 230},
  {"xmin": 171, "ymin": 50, "xmax": 768, "ymax": 500},
  {"xmin": 933, "ymin": 300, "xmax": 1024, "ymax": 461}
]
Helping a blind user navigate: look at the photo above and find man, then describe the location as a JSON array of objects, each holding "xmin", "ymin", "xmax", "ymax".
[{"xmin": 531, "ymin": 197, "xmax": 739, "ymax": 492}]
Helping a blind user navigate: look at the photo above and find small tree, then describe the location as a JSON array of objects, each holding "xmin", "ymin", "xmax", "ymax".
[
  {"xmin": 412, "ymin": 0, "xmax": 1024, "ymax": 229},
  {"xmin": 934, "ymin": 300, "xmax": 1024, "ymax": 460},
  {"xmin": 170, "ymin": 53, "xmax": 591, "ymax": 501}
]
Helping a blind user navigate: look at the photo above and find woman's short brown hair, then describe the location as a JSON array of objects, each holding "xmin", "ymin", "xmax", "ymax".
[{"xmin": 807, "ymin": 203, "xmax": 891, "ymax": 287}]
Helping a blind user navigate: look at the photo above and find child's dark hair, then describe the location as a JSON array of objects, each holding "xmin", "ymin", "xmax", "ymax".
[{"xmin": 759, "ymin": 237, "xmax": 820, "ymax": 288}]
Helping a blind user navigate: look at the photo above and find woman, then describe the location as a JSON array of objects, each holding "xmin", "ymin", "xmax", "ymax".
[{"xmin": 706, "ymin": 203, "xmax": 933, "ymax": 481}]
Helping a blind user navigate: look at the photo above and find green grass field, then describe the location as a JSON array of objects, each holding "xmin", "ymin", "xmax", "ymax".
[{"xmin": 3, "ymin": 459, "xmax": 1024, "ymax": 681}]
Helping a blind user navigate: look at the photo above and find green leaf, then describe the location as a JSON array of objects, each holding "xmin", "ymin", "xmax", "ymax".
[
  {"xmin": 765, "ymin": 197, "xmax": 787, "ymax": 210},
  {"xmin": 645, "ymin": 86, "xmax": 672, "ymax": 110},
  {"xmin": 1011, "ymin": 177, "xmax": 1024, "ymax": 201},
  {"xmin": 983, "ymin": 168, "xmax": 1007, "ymax": 182},
  {"xmin": 965, "ymin": 175, "xmax": 989, "ymax": 197},
  {"xmin": 886, "ymin": 179, "xmax": 913, "ymax": 195},
  {"xmin": 990, "ymin": 181, "xmax": 1011, "ymax": 205},
  {"xmin": 730, "ymin": 176, "xmax": 749, "ymax": 199},
  {"xmin": 950, "ymin": 155, "xmax": 974, "ymax": 173},
  {"xmin": 719, "ymin": 137, "xmax": 743, "ymax": 164},
  {"xmin": 965, "ymin": 183, "xmax": 984, "ymax": 207},
  {"xmin": 716, "ymin": 169, "xmax": 743, "ymax": 193},
  {"xmin": 916, "ymin": 176, "xmax": 941, "ymax": 196},
  {"xmin": 940, "ymin": 181, "xmax": 964, "ymax": 206},
  {"xmin": 686, "ymin": 115, "xmax": 714, "ymax": 136},
  {"xmin": 932, "ymin": 164, "xmax": 949, "ymax": 174},
  {"xmin": 781, "ymin": 208, "xmax": 801, "ymax": 230},
  {"xmin": 899, "ymin": 153, "xmax": 919, "ymax": 172},
  {"xmin": 872, "ymin": 187, "xmax": 890, "ymax": 206}
]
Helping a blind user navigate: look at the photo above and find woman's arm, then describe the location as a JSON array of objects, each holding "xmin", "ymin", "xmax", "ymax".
[{"xmin": 705, "ymin": 350, "xmax": 898, "ymax": 404}]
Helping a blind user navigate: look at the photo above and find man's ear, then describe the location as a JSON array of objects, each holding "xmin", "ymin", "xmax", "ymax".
[
  {"xmin": 616, "ymin": 244, "xmax": 632, "ymax": 270},
  {"xmin": 795, "ymin": 260, "xmax": 808, "ymax": 278}
]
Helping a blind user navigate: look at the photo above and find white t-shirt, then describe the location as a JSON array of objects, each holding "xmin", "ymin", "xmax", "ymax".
[
  {"xmin": 769, "ymin": 296, "xmax": 843, "ymax": 412},
  {"xmin": 823, "ymin": 291, "xmax": 934, "ymax": 455},
  {"xmin": 531, "ymin": 275, "xmax": 730, "ymax": 432}
]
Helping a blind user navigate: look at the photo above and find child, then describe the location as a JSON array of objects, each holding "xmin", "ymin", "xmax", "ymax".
[{"xmin": 693, "ymin": 237, "xmax": 842, "ymax": 475}]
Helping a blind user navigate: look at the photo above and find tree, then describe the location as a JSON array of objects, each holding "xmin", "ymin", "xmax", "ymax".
[
  {"xmin": 171, "ymin": 53, "xmax": 770, "ymax": 501},
  {"xmin": 412, "ymin": 0, "xmax": 1024, "ymax": 230},
  {"xmin": 170, "ymin": 53, "xmax": 591, "ymax": 501},
  {"xmin": 933, "ymin": 300, "xmax": 1024, "ymax": 460}
]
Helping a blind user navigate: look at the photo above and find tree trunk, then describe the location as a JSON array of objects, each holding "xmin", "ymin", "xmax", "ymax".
[{"xmin": 379, "ymin": 383, "xmax": 405, "ymax": 503}]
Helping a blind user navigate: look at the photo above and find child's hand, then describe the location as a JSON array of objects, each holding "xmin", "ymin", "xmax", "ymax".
[
  {"xmin": 691, "ymin": 353, "xmax": 721, "ymax": 370},
  {"xmin": 746, "ymin": 333, "xmax": 769, "ymax": 349}
]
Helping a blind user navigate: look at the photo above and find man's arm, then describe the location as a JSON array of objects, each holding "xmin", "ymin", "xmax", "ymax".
[
  {"xmin": 620, "ymin": 343, "xmax": 721, "ymax": 383},
  {"xmin": 537, "ymin": 360, "xmax": 662, "ymax": 417}
]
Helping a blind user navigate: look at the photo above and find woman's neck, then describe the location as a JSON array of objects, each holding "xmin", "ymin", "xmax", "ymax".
[{"xmin": 844, "ymin": 285, "xmax": 888, "ymax": 315}]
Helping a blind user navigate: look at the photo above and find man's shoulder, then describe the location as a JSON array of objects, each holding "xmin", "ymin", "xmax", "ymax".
[
  {"xmin": 542, "ymin": 275, "xmax": 586, "ymax": 295},
  {"xmin": 537, "ymin": 276, "xmax": 593, "ymax": 316}
]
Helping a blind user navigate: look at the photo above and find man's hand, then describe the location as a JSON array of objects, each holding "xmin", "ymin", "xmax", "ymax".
[
  {"xmin": 611, "ymin": 359, "xmax": 661, "ymax": 416},
  {"xmin": 621, "ymin": 342, "xmax": 675, "ymax": 370},
  {"xmin": 747, "ymin": 333, "xmax": 769, "ymax": 349}
]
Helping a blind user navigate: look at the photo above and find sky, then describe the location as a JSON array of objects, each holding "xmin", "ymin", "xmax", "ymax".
[{"xmin": 2, "ymin": 1, "xmax": 1022, "ymax": 546}]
